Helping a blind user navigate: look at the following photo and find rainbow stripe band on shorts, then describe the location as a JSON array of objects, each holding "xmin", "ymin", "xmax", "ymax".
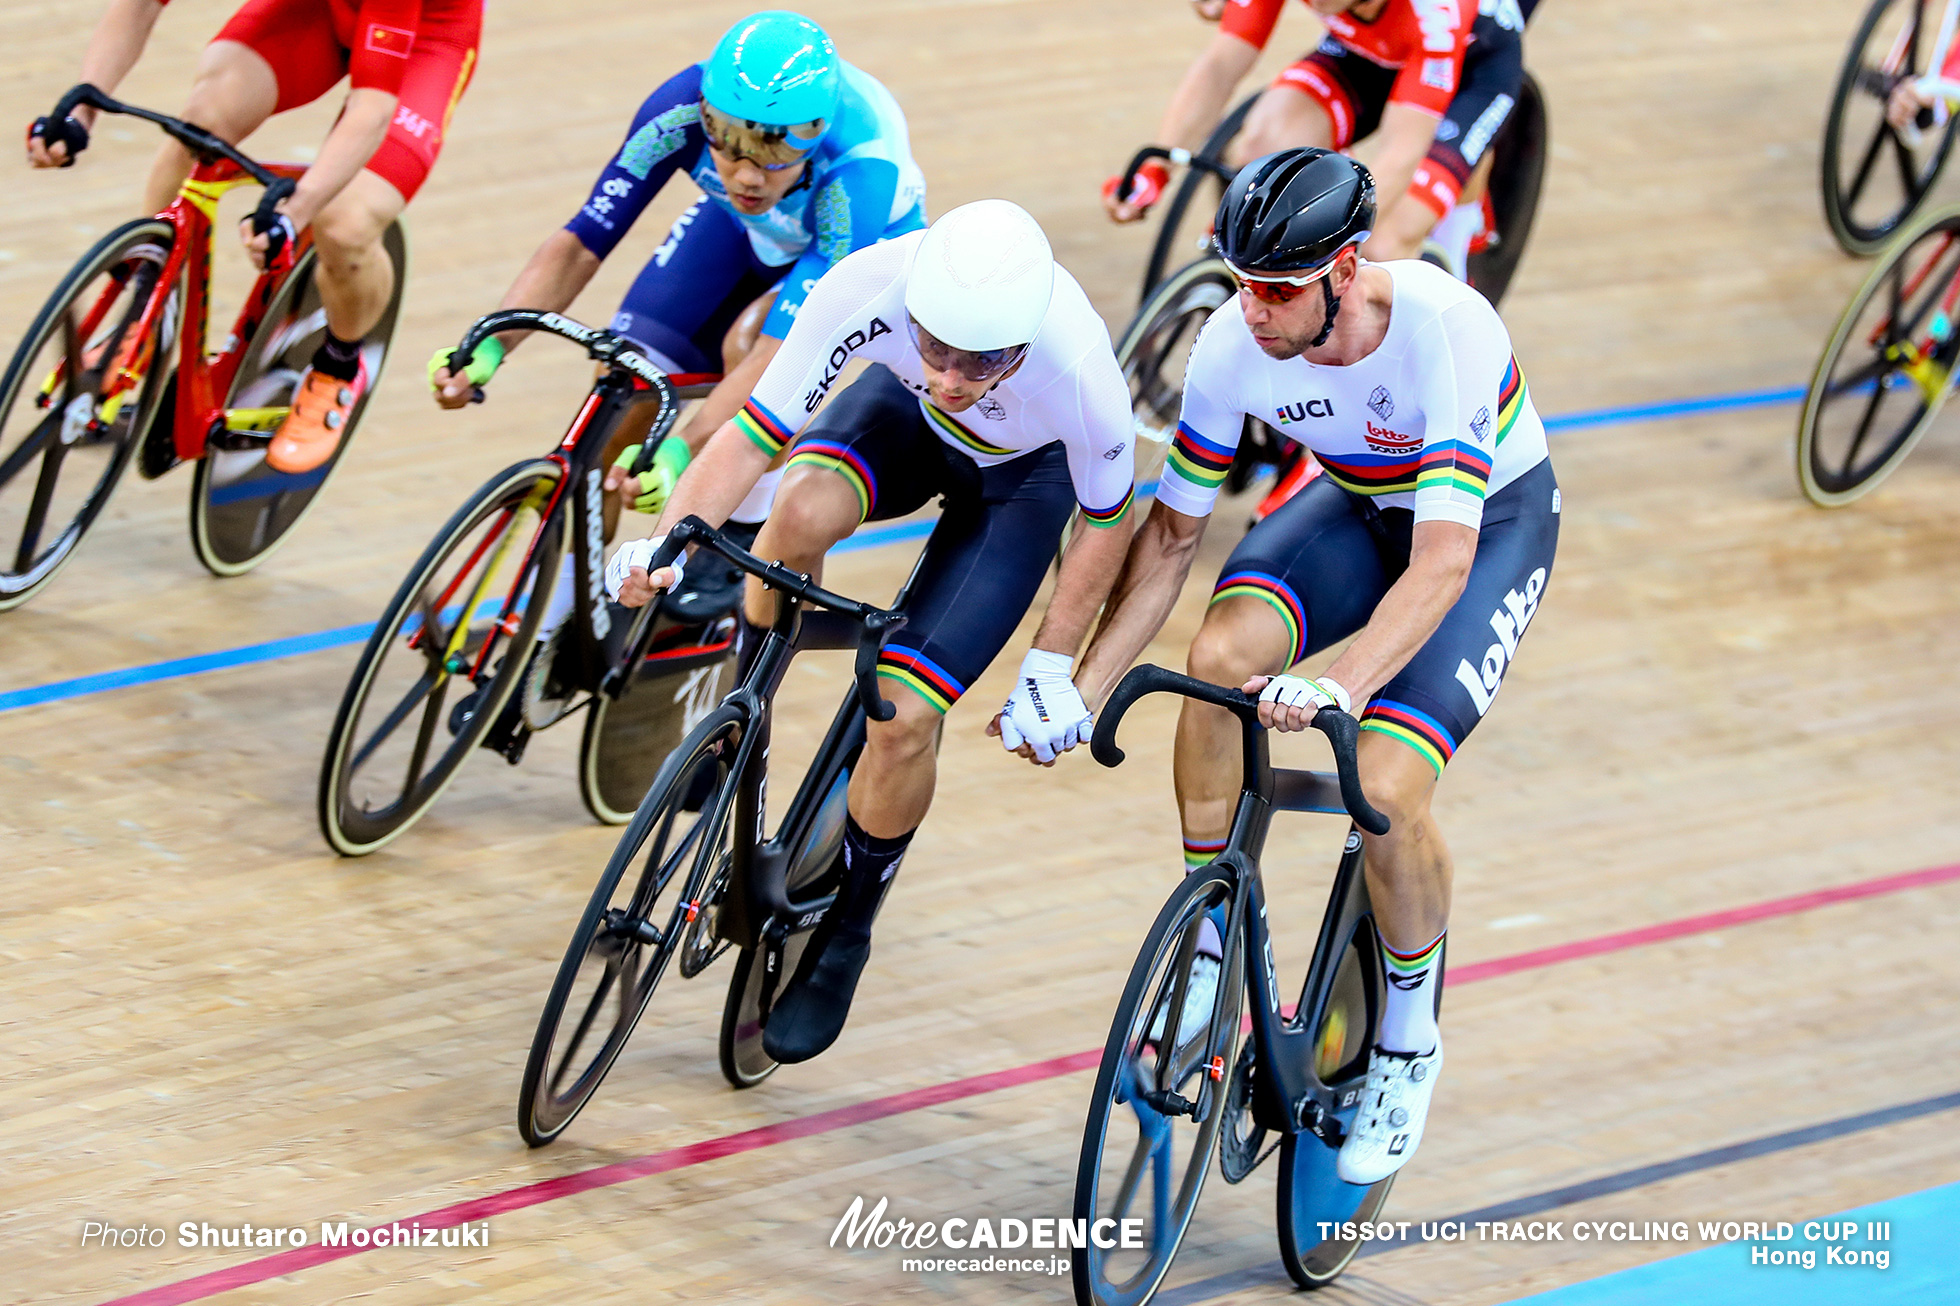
[
  {"xmin": 1361, "ymin": 698, "xmax": 1457, "ymax": 777},
  {"xmin": 785, "ymin": 440, "xmax": 877, "ymax": 520},
  {"xmin": 1209, "ymin": 570, "xmax": 1308, "ymax": 667},
  {"xmin": 876, "ymin": 644, "xmax": 966, "ymax": 714},
  {"xmin": 735, "ymin": 397, "xmax": 794, "ymax": 456}
]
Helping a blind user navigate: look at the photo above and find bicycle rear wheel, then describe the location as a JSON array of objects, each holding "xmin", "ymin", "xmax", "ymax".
[
  {"xmin": 188, "ymin": 220, "xmax": 407, "ymax": 575},
  {"xmin": 1797, "ymin": 204, "xmax": 1960, "ymax": 505},
  {"xmin": 1466, "ymin": 70, "xmax": 1547, "ymax": 306},
  {"xmin": 1822, "ymin": 0, "xmax": 1958, "ymax": 255},
  {"xmin": 1072, "ymin": 866, "xmax": 1241, "ymax": 1306},
  {"xmin": 518, "ymin": 704, "xmax": 743, "ymax": 1146},
  {"xmin": 0, "ymin": 218, "xmax": 177, "ymax": 612},
  {"xmin": 577, "ymin": 622, "xmax": 738, "ymax": 825},
  {"xmin": 317, "ymin": 456, "xmax": 565, "ymax": 855}
]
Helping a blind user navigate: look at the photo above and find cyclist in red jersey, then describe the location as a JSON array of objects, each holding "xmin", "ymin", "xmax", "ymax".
[
  {"xmin": 1106, "ymin": 0, "xmax": 1526, "ymax": 278},
  {"xmin": 26, "ymin": 0, "xmax": 482, "ymax": 474}
]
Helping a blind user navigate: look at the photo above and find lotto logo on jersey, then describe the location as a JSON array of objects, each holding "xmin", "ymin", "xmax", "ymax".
[
  {"xmin": 365, "ymin": 24, "xmax": 414, "ymax": 57},
  {"xmin": 1365, "ymin": 421, "xmax": 1420, "ymax": 454},
  {"xmin": 1421, "ymin": 58, "xmax": 1455, "ymax": 93}
]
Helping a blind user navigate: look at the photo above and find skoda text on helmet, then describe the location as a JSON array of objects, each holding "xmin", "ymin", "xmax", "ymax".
[
  {"xmin": 903, "ymin": 199, "xmax": 1056, "ymax": 382},
  {"xmin": 700, "ymin": 11, "xmax": 841, "ymax": 169},
  {"xmin": 1214, "ymin": 149, "xmax": 1376, "ymax": 346}
]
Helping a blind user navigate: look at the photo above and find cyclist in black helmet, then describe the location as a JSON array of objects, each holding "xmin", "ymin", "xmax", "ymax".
[{"xmin": 1075, "ymin": 147, "xmax": 1559, "ymax": 1183}]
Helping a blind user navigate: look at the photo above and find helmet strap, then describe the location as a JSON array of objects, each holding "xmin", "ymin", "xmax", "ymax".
[{"xmin": 1308, "ymin": 276, "xmax": 1340, "ymax": 349}]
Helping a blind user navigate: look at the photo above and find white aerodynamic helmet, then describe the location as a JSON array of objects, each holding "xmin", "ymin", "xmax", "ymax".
[{"xmin": 904, "ymin": 199, "xmax": 1056, "ymax": 357}]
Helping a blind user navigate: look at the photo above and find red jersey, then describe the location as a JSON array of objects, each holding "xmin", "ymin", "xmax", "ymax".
[
  {"xmin": 163, "ymin": 0, "xmax": 482, "ymax": 96},
  {"xmin": 1220, "ymin": 0, "xmax": 1476, "ymax": 117}
]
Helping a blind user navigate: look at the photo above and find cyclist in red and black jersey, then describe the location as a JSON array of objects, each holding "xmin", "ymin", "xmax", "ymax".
[
  {"xmin": 27, "ymin": 0, "xmax": 482, "ymax": 474},
  {"xmin": 1106, "ymin": 0, "xmax": 1529, "ymax": 279}
]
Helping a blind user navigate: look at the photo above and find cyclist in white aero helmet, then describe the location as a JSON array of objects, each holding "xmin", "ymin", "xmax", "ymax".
[{"xmin": 605, "ymin": 199, "xmax": 1139, "ymax": 1065}]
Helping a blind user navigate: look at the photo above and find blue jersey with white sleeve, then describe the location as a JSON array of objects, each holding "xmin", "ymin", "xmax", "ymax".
[{"xmin": 565, "ymin": 62, "xmax": 927, "ymax": 339}]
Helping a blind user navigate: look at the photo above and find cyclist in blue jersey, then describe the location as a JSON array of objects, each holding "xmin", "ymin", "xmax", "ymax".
[{"xmin": 430, "ymin": 10, "xmax": 926, "ymax": 550}]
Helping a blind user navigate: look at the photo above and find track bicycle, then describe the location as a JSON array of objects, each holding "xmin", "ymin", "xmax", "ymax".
[
  {"xmin": 0, "ymin": 83, "xmax": 405, "ymax": 611},
  {"xmin": 1821, "ymin": 0, "xmax": 1960, "ymax": 255},
  {"xmin": 1797, "ymin": 201, "xmax": 1960, "ymax": 504},
  {"xmin": 1072, "ymin": 664, "xmax": 1436, "ymax": 1304},
  {"xmin": 518, "ymin": 516, "xmax": 913, "ymax": 1145},
  {"xmin": 317, "ymin": 311, "xmax": 739, "ymax": 855},
  {"xmin": 1116, "ymin": 70, "xmax": 1548, "ymax": 309}
]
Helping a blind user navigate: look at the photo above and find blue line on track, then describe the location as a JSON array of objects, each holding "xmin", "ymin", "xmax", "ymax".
[{"xmin": 0, "ymin": 381, "xmax": 1803, "ymax": 716}]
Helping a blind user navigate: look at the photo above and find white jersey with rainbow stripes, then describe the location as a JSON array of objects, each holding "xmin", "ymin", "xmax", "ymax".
[
  {"xmin": 735, "ymin": 232, "xmax": 1138, "ymax": 529},
  {"xmin": 1159, "ymin": 259, "xmax": 1548, "ymax": 531}
]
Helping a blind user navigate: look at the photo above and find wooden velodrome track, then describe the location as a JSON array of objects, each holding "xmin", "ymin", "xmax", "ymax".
[{"xmin": 4, "ymin": 0, "xmax": 1959, "ymax": 1302}]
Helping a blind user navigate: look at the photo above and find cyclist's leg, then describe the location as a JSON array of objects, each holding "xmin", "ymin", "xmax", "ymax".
[
  {"xmin": 1374, "ymin": 15, "xmax": 1525, "ymax": 263},
  {"xmin": 138, "ymin": 37, "xmax": 290, "ymax": 214},
  {"xmin": 1175, "ymin": 476, "xmax": 1389, "ymax": 861},
  {"xmin": 1230, "ymin": 45, "xmax": 1388, "ymax": 169}
]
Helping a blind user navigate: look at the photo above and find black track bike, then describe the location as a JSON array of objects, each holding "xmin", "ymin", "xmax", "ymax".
[
  {"xmin": 518, "ymin": 516, "xmax": 915, "ymax": 1145},
  {"xmin": 1073, "ymin": 665, "xmax": 1438, "ymax": 1304},
  {"xmin": 317, "ymin": 311, "xmax": 737, "ymax": 854}
]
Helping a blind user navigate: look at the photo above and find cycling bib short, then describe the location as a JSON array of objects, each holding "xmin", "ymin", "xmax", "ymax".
[{"xmin": 200, "ymin": 0, "xmax": 481, "ymax": 200}]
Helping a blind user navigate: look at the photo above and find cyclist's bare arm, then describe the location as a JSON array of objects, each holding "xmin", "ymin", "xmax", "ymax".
[
  {"xmin": 1306, "ymin": 519, "xmax": 1473, "ymax": 704},
  {"xmin": 1076, "ymin": 499, "xmax": 1210, "ymax": 705},
  {"xmin": 1106, "ymin": 30, "xmax": 1259, "ymax": 221},
  {"xmin": 614, "ymin": 417, "xmax": 775, "ymax": 600},
  {"xmin": 431, "ymin": 230, "xmax": 603, "ymax": 407},
  {"xmin": 1355, "ymin": 103, "xmax": 1441, "ymax": 256},
  {"xmin": 25, "ymin": 0, "xmax": 164, "ymax": 167},
  {"xmin": 240, "ymin": 86, "xmax": 395, "ymax": 268},
  {"xmin": 1029, "ymin": 508, "xmax": 1136, "ymax": 660}
]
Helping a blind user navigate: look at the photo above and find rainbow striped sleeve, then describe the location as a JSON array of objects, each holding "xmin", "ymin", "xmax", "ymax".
[
  {"xmin": 734, "ymin": 397, "xmax": 795, "ymax": 457},
  {"xmin": 1496, "ymin": 354, "xmax": 1527, "ymax": 446},
  {"xmin": 1156, "ymin": 421, "xmax": 1238, "ymax": 515},
  {"xmin": 1080, "ymin": 483, "xmax": 1135, "ymax": 528},
  {"xmin": 1412, "ymin": 437, "xmax": 1493, "ymax": 528}
]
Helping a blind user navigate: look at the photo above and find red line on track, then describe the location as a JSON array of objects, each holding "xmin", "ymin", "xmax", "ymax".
[{"xmin": 100, "ymin": 861, "xmax": 1960, "ymax": 1306}]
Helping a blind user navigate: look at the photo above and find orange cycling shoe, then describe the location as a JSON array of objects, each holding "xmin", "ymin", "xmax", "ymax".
[{"xmin": 267, "ymin": 362, "xmax": 367, "ymax": 474}]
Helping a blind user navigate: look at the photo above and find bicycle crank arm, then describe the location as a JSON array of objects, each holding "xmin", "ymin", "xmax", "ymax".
[{"xmin": 1294, "ymin": 1097, "xmax": 1347, "ymax": 1147}]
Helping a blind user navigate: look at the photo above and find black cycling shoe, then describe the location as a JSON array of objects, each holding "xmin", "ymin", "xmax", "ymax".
[
  {"xmin": 659, "ymin": 518, "xmax": 762, "ymax": 625},
  {"xmin": 761, "ymin": 929, "xmax": 873, "ymax": 1064}
]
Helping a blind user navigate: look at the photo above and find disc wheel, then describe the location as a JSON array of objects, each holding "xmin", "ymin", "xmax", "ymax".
[
  {"xmin": 1140, "ymin": 95, "xmax": 1257, "ymax": 302},
  {"xmin": 0, "ymin": 219, "xmax": 177, "ymax": 612},
  {"xmin": 718, "ymin": 762, "xmax": 854, "ymax": 1088},
  {"xmin": 518, "ymin": 704, "xmax": 743, "ymax": 1146},
  {"xmin": 188, "ymin": 220, "xmax": 407, "ymax": 575},
  {"xmin": 1466, "ymin": 70, "xmax": 1548, "ymax": 306},
  {"xmin": 1276, "ymin": 917, "xmax": 1393, "ymax": 1289},
  {"xmin": 1798, "ymin": 204, "xmax": 1960, "ymax": 505},
  {"xmin": 317, "ymin": 457, "xmax": 565, "ymax": 855},
  {"xmin": 578, "ymin": 630, "xmax": 737, "ymax": 825},
  {"xmin": 1822, "ymin": 0, "xmax": 1959, "ymax": 255},
  {"xmin": 1071, "ymin": 867, "xmax": 1241, "ymax": 1306}
]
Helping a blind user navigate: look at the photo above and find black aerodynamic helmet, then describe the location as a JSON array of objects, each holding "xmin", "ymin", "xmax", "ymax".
[{"xmin": 1213, "ymin": 148, "xmax": 1376, "ymax": 274}]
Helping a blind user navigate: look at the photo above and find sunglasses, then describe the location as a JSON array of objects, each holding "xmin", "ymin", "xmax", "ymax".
[
  {"xmin": 1223, "ymin": 252, "xmax": 1346, "ymax": 304},
  {"xmin": 699, "ymin": 100, "xmax": 825, "ymax": 171},
  {"xmin": 907, "ymin": 316, "xmax": 1029, "ymax": 383}
]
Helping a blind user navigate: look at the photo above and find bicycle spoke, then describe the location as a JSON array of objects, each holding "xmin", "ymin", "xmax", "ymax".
[
  {"xmin": 1827, "ymin": 354, "xmax": 1889, "ymax": 396},
  {"xmin": 0, "ymin": 412, "xmax": 60, "ymax": 488},
  {"xmin": 14, "ymin": 439, "xmax": 70, "ymax": 573},
  {"xmin": 1846, "ymin": 119, "xmax": 1892, "ymax": 209},
  {"xmin": 548, "ymin": 951, "xmax": 629, "ymax": 1096},
  {"xmin": 1843, "ymin": 368, "xmax": 1893, "ymax": 472},
  {"xmin": 57, "ymin": 309, "xmax": 84, "ymax": 408},
  {"xmin": 1893, "ymin": 128, "xmax": 1922, "ymax": 197},
  {"xmin": 400, "ymin": 677, "xmax": 451, "ymax": 797},
  {"xmin": 345, "ymin": 670, "xmax": 440, "ymax": 776}
]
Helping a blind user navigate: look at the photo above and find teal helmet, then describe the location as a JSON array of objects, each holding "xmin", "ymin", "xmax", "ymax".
[{"xmin": 699, "ymin": 11, "xmax": 840, "ymax": 166}]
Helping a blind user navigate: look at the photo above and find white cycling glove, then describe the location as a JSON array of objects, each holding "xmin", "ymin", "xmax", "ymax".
[
  {"xmin": 1257, "ymin": 674, "xmax": 1351, "ymax": 729},
  {"xmin": 604, "ymin": 534, "xmax": 685, "ymax": 601},
  {"xmin": 998, "ymin": 649, "xmax": 1092, "ymax": 764}
]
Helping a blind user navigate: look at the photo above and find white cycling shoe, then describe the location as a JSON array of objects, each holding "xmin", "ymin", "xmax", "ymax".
[
  {"xmin": 1147, "ymin": 952, "xmax": 1220, "ymax": 1051},
  {"xmin": 1336, "ymin": 1040, "xmax": 1443, "ymax": 1185}
]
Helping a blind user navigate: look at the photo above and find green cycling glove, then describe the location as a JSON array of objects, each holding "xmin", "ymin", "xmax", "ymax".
[
  {"xmin": 427, "ymin": 335, "xmax": 505, "ymax": 393},
  {"xmin": 611, "ymin": 434, "xmax": 693, "ymax": 514}
]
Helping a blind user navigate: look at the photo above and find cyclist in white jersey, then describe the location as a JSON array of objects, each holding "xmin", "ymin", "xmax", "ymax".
[
  {"xmin": 607, "ymin": 200, "xmax": 1138, "ymax": 1063},
  {"xmin": 1072, "ymin": 149, "xmax": 1559, "ymax": 1182}
]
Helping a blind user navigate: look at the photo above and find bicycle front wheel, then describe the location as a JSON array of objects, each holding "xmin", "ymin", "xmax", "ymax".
[
  {"xmin": 188, "ymin": 219, "xmax": 407, "ymax": 575},
  {"xmin": 518, "ymin": 703, "xmax": 744, "ymax": 1146},
  {"xmin": 1822, "ymin": 0, "xmax": 1958, "ymax": 255},
  {"xmin": 1072, "ymin": 866, "xmax": 1241, "ymax": 1306},
  {"xmin": 317, "ymin": 456, "xmax": 565, "ymax": 855},
  {"xmin": 0, "ymin": 218, "xmax": 177, "ymax": 612},
  {"xmin": 1797, "ymin": 204, "xmax": 1960, "ymax": 505}
]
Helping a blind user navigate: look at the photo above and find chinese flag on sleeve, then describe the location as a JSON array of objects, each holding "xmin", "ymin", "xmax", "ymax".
[{"xmin": 366, "ymin": 24, "xmax": 414, "ymax": 57}]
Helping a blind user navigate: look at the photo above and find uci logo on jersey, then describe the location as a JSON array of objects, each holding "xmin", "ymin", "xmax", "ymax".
[
  {"xmin": 1274, "ymin": 399, "xmax": 1335, "ymax": 424},
  {"xmin": 1454, "ymin": 566, "xmax": 1547, "ymax": 718},
  {"xmin": 802, "ymin": 317, "xmax": 893, "ymax": 413}
]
